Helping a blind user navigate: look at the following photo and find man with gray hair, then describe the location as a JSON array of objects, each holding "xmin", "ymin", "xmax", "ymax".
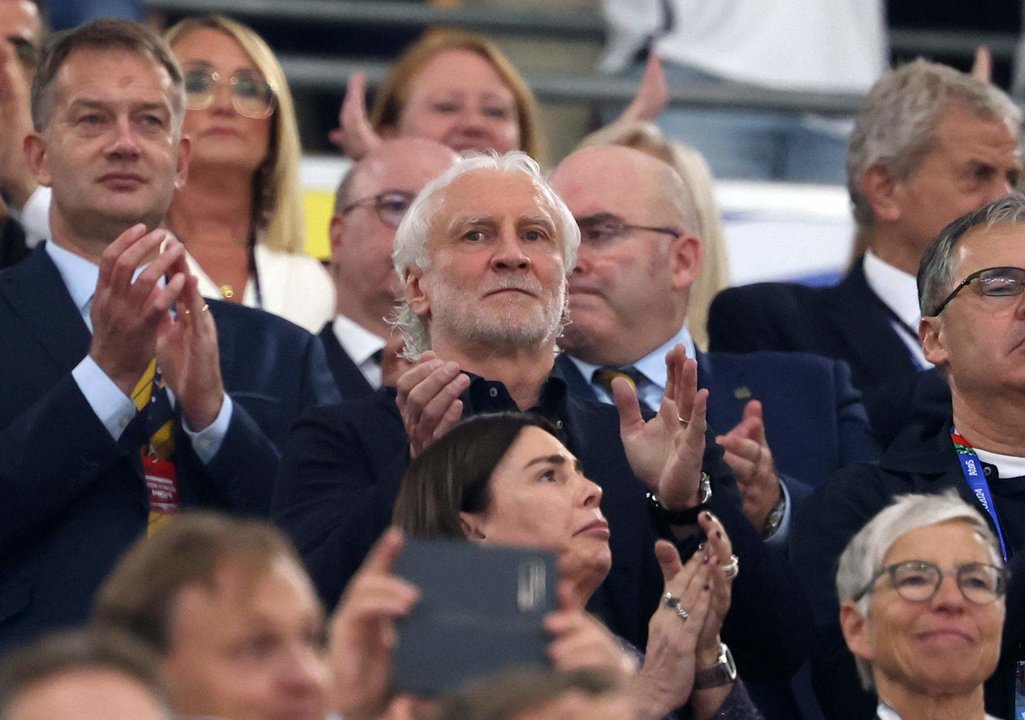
[
  {"xmin": 836, "ymin": 492, "xmax": 1006, "ymax": 720},
  {"xmin": 791, "ymin": 193, "xmax": 1025, "ymax": 719},
  {"xmin": 708, "ymin": 59, "xmax": 1022, "ymax": 443},
  {"xmin": 274, "ymin": 151, "xmax": 812, "ymax": 689}
]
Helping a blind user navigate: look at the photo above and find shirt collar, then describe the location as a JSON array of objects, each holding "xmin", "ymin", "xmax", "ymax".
[
  {"xmin": 45, "ymin": 239, "xmax": 99, "ymax": 326},
  {"xmin": 565, "ymin": 324, "xmax": 695, "ymax": 392},
  {"xmin": 972, "ymin": 446, "xmax": 1025, "ymax": 480},
  {"xmin": 332, "ymin": 314, "xmax": 387, "ymax": 365},
  {"xmin": 863, "ymin": 250, "xmax": 921, "ymax": 330}
]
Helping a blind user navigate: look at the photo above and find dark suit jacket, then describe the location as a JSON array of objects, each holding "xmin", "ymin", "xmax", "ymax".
[
  {"xmin": 556, "ymin": 350, "xmax": 880, "ymax": 495},
  {"xmin": 707, "ymin": 260, "xmax": 950, "ymax": 445},
  {"xmin": 273, "ymin": 376, "xmax": 813, "ymax": 685},
  {"xmin": 0, "ymin": 244, "xmax": 339, "ymax": 650},
  {"xmin": 791, "ymin": 419, "xmax": 1025, "ymax": 720},
  {"xmin": 317, "ymin": 321, "xmax": 375, "ymax": 399}
]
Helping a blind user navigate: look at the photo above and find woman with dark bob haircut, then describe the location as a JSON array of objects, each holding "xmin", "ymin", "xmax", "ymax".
[{"xmin": 375, "ymin": 412, "xmax": 757, "ymax": 720}]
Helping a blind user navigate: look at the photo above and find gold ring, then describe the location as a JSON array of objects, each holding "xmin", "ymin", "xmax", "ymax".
[
  {"xmin": 183, "ymin": 308, "xmax": 191, "ymax": 316},
  {"xmin": 677, "ymin": 415, "xmax": 690, "ymax": 427},
  {"xmin": 201, "ymin": 303, "xmax": 209, "ymax": 312}
]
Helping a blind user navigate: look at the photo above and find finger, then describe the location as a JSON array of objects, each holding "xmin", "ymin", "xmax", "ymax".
[
  {"xmin": 96, "ymin": 223, "xmax": 149, "ymax": 288},
  {"xmin": 429, "ymin": 397, "xmax": 464, "ymax": 445},
  {"xmin": 654, "ymin": 539, "xmax": 684, "ymax": 585},
  {"xmin": 611, "ymin": 375, "xmax": 644, "ymax": 431},
  {"xmin": 357, "ymin": 527, "xmax": 406, "ymax": 576},
  {"xmin": 972, "ymin": 45, "xmax": 992, "ymax": 83},
  {"xmin": 661, "ymin": 344, "xmax": 688, "ymax": 415},
  {"xmin": 698, "ymin": 511, "xmax": 733, "ymax": 563},
  {"xmin": 395, "ymin": 357, "xmax": 447, "ymax": 408},
  {"xmin": 676, "ymin": 357, "xmax": 699, "ymax": 425},
  {"xmin": 741, "ymin": 399, "xmax": 768, "ymax": 445}
]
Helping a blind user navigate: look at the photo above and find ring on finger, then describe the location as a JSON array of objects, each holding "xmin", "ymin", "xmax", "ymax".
[
  {"xmin": 663, "ymin": 591, "xmax": 680, "ymax": 609},
  {"xmin": 183, "ymin": 308, "xmax": 191, "ymax": 316},
  {"xmin": 201, "ymin": 303, "xmax": 209, "ymax": 313},
  {"xmin": 722, "ymin": 554, "xmax": 740, "ymax": 581},
  {"xmin": 674, "ymin": 606, "xmax": 689, "ymax": 621},
  {"xmin": 677, "ymin": 414, "xmax": 690, "ymax": 427}
]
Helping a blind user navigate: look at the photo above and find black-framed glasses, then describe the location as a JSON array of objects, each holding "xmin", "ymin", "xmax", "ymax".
[
  {"xmin": 929, "ymin": 266, "xmax": 1025, "ymax": 315},
  {"xmin": 341, "ymin": 191, "xmax": 416, "ymax": 229},
  {"xmin": 577, "ymin": 217, "xmax": 680, "ymax": 247},
  {"xmin": 853, "ymin": 560, "xmax": 1008, "ymax": 605},
  {"xmin": 7, "ymin": 36, "xmax": 38, "ymax": 67},
  {"xmin": 183, "ymin": 66, "xmax": 276, "ymax": 119}
]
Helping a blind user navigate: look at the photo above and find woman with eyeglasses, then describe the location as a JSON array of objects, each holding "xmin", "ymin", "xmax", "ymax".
[
  {"xmin": 836, "ymin": 491, "xmax": 1007, "ymax": 720},
  {"xmin": 162, "ymin": 15, "xmax": 334, "ymax": 332}
]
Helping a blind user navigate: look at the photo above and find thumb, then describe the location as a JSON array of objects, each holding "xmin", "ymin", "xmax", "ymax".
[{"xmin": 654, "ymin": 539, "xmax": 684, "ymax": 585}]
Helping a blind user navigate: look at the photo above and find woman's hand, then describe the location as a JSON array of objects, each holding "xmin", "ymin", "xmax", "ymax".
[
  {"xmin": 695, "ymin": 512, "xmax": 735, "ymax": 662},
  {"xmin": 545, "ymin": 582, "xmax": 637, "ymax": 687},
  {"xmin": 327, "ymin": 528, "xmax": 420, "ymax": 720},
  {"xmin": 329, "ymin": 71, "xmax": 384, "ymax": 160},
  {"xmin": 616, "ymin": 52, "xmax": 669, "ymax": 124},
  {"xmin": 614, "ymin": 343, "xmax": 709, "ymax": 511},
  {"xmin": 630, "ymin": 540, "xmax": 712, "ymax": 720}
]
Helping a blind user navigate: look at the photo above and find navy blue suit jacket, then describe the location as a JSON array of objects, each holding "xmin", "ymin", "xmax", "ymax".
[
  {"xmin": 317, "ymin": 321, "xmax": 375, "ymax": 399},
  {"xmin": 273, "ymin": 375, "xmax": 813, "ymax": 684},
  {"xmin": 707, "ymin": 260, "xmax": 950, "ymax": 445},
  {"xmin": 556, "ymin": 350, "xmax": 880, "ymax": 494},
  {"xmin": 0, "ymin": 245, "xmax": 339, "ymax": 650}
]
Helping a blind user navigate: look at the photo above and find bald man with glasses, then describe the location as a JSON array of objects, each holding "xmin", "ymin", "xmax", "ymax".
[
  {"xmin": 321, "ymin": 138, "xmax": 457, "ymax": 397},
  {"xmin": 791, "ymin": 192, "xmax": 1025, "ymax": 720}
]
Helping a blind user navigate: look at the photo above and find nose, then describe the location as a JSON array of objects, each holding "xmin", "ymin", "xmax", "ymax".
[
  {"xmin": 278, "ymin": 642, "xmax": 327, "ymax": 696},
  {"xmin": 930, "ymin": 572, "xmax": 967, "ymax": 612},
  {"xmin": 578, "ymin": 475, "xmax": 603, "ymax": 507},
  {"xmin": 210, "ymin": 77, "xmax": 235, "ymax": 115},
  {"xmin": 456, "ymin": 105, "xmax": 489, "ymax": 134},
  {"xmin": 491, "ymin": 228, "xmax": 530, "ymax": 271},
  {"xmin": 105, "ymin": 115, "xmax": 141, "ymax": 159}
]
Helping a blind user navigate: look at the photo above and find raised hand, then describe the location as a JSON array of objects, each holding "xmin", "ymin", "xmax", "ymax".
[
  {"xmin": 329, "ymin": 72, "xmax": 384, "ymax": 160},
  {"xmin": 630, "ymin": 540, "xmax": 711, "ymax": 719},
  {"xmin": 328, "ymin": 528, "xmax": 420, "ymax": 720},
  {"xmin": 89, "ymin": 225, "xmax": 187, "ymax": 397},
  {"xmin": 394, "ymin": 351, "xmax": 469, "ymax": 458},
  {"xmin": 155, "ymin": 250, "xmax": 224, "ymax": 432},
  {"xmin": 617, "ymin": 52, "xmax": 669, "ymax": 124},
  {"xmin": 716, "ymin": 399, "xmax": 781, "ymax": 531},
  {"xmin": 614, "ymin": 343, "xmax": 708, "ymax": 510}
]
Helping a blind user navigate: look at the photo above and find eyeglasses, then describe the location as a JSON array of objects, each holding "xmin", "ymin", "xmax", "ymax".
[
  {"xmin": 7, "ymin": 37, "xmax": 38, "ymax": 67},
  {"xmin": 341, "ymin": 191, "xmax": 416, "ymax": 229},
  {"xmin": 852, "ymin": 560, "xmax": 1008, "ymax": 605},
  {"xmin": 929, "ymin": 266, "xmax": 1025, "ymax": 315},
  {"xmin": 183, "ymin": 66, "xmax": 276, "ymax": 119},
  {"xmin": 577, "ymin": 216, "xmax": 680, "ymax": 248}
]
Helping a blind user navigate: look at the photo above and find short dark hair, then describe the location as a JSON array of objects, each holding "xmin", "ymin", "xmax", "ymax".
[
  {"xmin": 91, "ymin": 512, "xmax": 307, "ymax": 654},
  {"xmin": 0, "ymin": 629, "xmax": 169, "ymax": 719},
  {"xmin": 31, "ymin": 18, "xmax": 184, "ymax": 131},
  {"xmin": 917, "ymin": 192, "xmax": 1025, "ymax": 315},
  {"xmin": 393, "ymin": 412, "xmax": 563, "ymax": 539},
  {"xmin": 435, "ymin": 667, "xmax": 616, "ymax": 720}
]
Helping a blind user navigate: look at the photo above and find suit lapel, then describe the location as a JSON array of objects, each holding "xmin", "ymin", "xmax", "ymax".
[
  {"xmin": 0, "ymin": 244, "xmax": 91, "ymax": 373},
  {"xmin": 822, "ymin": 260, "xmax": 919, "ymax": 386},
  {"xmin": 318, "ymin": 322, "xmax": 374, "ymax": 398},
  {"xmin": 695, "ymin": 350, "xmax": 747, "ymax": 436}
]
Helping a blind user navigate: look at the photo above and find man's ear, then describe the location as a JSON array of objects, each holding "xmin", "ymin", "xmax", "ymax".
[
  {"xmin": 24, "ymin": 132, "xmax": 51, "ymax": 187},
  {"xmin": 405, "ymin": 268, "xmax": 430, "ymax": 319},
  {"xmin": 862, "ymin": 164, "xmax": 901, "ymax": 223},
  {"xmin": 920, "ymin": 315, "xmax": 949, "ymax": 367},
  {"xmin": 459, "ymin": 512, "xmax": 486, "ymax": 540},
  {"xmin": 329, "ymin": 214, "xmax": 346, "ymax": 254},
  {"xmin": 669, "ymin": 232, "xmax": 702, "ymax": 291},
  {"xmin": 839, "ymin": 601, "xmax": 874, "ymax": 664},
  {"xmin": 174, "ymin": 135, "xmax": 191, "ymax": 191}
]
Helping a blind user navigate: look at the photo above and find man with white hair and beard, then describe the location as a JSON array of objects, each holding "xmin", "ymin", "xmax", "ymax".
[{"xmin": 273, "ymin": 151, "xmax": 812, "ymax": 689}]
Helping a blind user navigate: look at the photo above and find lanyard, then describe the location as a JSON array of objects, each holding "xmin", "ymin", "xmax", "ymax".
[{"xmin": 951, "ymin": 427, "xmax": 1009, "ymax": 562}]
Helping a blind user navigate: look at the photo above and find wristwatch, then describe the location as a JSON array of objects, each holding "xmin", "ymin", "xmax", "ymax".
[
  {"xmin": 693, "ymin": 642, "xmax": 737, "ymax": 689},
  {"xmin": 646, "ymin": 472, "xmax": 712, "ymax": 525},
  {"xmin": 762, "ymin": 492, "xmax": 787, "ymax": 538}
]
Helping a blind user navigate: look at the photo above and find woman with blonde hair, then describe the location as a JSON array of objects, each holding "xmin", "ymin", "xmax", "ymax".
[
  {"xmin": 576, "ymin": 121, "xmax": 730, "ymax": 349},
  {"xmin": 164, "ymin": 15, "xmax": 333, "ymax": 332}
]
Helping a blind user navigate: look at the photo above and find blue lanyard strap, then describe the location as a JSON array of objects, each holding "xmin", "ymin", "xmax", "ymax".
[{"xmin": 951, "ymin": 427, "xmax": 1009, "ymax": 562}]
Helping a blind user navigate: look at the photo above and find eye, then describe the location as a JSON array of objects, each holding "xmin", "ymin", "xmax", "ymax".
[
  {"xmin": 463, "ymin": 230, "xmax": 486, "ymax": 242},
  {"xmin": 523, "ymin": 228, "xmax": 546, "ymax": 242},
  {"xmin": 432, "ymin": 101, "xmax": 459, "ymax": 114},
  {"xmin": 537, "ymin": 468, "xmax": 559, "ymax": 483},
  {"xmin": 484, "ymin": 105, "xmax": 512, "ymax": 120},
  {"xmin": 980, "ymin": 273, "xmax": 1023, "ymax": 296}
]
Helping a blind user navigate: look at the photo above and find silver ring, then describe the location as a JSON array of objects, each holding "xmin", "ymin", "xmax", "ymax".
[
  {"xmin": 675, "ymin": 606, "xmax": 690, "ymax": 621},
  {"xmin": 663, "ymin": 591, "xmax": 680, "ymax": 608},
  {"xmin": 722, "ymin": 554, "xmax": 740, "ymax": 581},
  {"xmin": 183, "ymin": 308, "xmax": 191, "ymax": 316},
  {"xmin": 201, "ymin": 303, "xmax": 209, "ymax": 313},
  {"xmin": 677, "ymin": 415, "xmax": 690, "ymax": 427}
]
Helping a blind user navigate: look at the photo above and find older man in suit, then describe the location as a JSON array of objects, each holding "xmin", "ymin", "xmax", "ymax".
[
  {"xmin": 0, "ymin": 19, "xmax": 336, "ymax": 650},
  {"xmin": 320, "ymin": 138, "xmax": 457, "ymax": 397},
  {"xmin": 707, "ymin": 60, "xmax": 1022, "ymax": 444},
  {"xmin": 275, "ymin": 151, "xmax": 814, "ymax": 691}
]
